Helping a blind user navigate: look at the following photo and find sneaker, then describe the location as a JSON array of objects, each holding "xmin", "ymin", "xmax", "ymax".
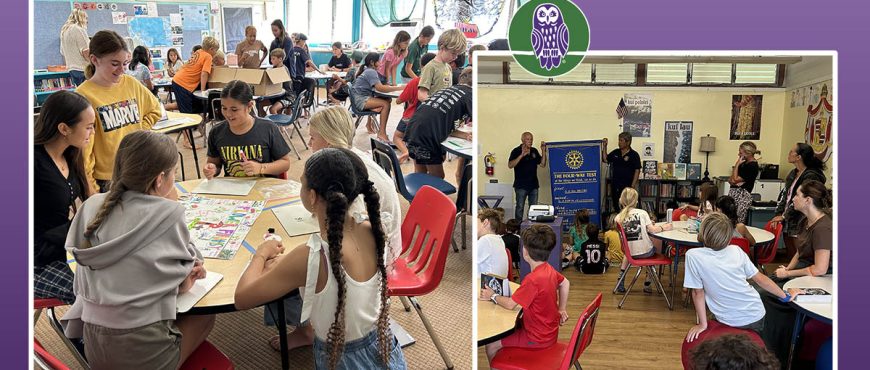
[
  {"xmin": 643, "ymin": 282, "xmax": 653, "ymax": 294},
  {"xmin": 616, "ymin": 285, "xmax": 626, "ymax": 293}
]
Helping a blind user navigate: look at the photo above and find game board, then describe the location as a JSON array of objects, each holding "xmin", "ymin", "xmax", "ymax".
[{"xmin": 180, "ymin": 195, "xmax": 264, "ymax": 259}]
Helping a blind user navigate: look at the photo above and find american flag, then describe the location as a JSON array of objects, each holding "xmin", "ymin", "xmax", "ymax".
[{"xmin": 616, "ymin": 98, "xmax": 627, "ymax": 119}]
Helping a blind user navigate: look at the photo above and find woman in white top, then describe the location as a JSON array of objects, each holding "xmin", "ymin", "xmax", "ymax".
[
  {"xmin": 476, "ymin": 208, "xmax": 509, "ymax": 278},
  {"xmin": 59, "ymin": 9, "xmax": 89, "ymax": 86},
  {"xmin": 235, "ymin": 148, "xmax": 406, "ymax": 369},
  {"xmin": 614, "ymin": 187, "xmax": 672, "ymax": 293}
]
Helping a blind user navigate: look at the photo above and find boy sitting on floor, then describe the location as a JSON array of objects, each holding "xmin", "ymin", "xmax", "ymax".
[{"xmin": 480, "ymin": 224, "xmax": 570, "ymax": 364}]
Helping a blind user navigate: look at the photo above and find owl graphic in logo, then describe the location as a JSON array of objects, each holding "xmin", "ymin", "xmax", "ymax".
[{"xmin": 531, "ymin": 3, "xmax": 569, "ymax": 71}]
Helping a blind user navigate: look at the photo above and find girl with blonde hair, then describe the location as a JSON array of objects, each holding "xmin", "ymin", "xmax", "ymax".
[{"xmin": 60, "ymin": 8, "xmax": 89, "ymax": 85}]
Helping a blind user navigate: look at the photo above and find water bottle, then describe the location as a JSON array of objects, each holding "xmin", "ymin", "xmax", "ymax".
[
  {"xmin": 666, "ymin": 209, "xmax": 673, "ymax": 224},
  {"xmin": 263, "ymin": 227, "xmax": 282, "ymax": 242}
]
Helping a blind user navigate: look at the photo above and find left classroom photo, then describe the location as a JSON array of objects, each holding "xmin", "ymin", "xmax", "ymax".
[{"xmin": 32, "ymin": 1, "xmax": 478, "ymax": 369}]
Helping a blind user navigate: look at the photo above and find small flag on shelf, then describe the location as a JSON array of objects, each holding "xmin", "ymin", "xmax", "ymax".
[{"xmin": 616, "ymin": 98, "xmax": 627, "ymax": 119}]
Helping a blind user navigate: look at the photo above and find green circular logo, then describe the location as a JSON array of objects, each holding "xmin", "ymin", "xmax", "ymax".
[{"xmin": 508, "ymin": 0, "xmax": 590, "ymax": 77}]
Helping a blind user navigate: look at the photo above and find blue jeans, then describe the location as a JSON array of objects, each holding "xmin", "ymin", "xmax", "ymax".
[
  {"xmin": 313, "ymin": 329, "xmax": 407, "ymax": 369},
  {"xmin": 69, "ymin": 70, "xmax": 86, "ymax": 86},
  {"xmin": 514, "ymin": 187, "xmax": 539, "ymax": 221}
]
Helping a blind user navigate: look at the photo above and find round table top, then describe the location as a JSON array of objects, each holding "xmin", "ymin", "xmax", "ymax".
[
  {"xmin": 783, "ymin": 275, "xmax": 833, "ymax": 323},
  {"xmin": 152, "ymin": 111, "xmax": 202, "ymax": 134},
  {"xmin": 649, "ymin": 220, "xmax": 774, "ymax": 246},
  {"xmin": 178, "ymin": 178, "xmax": 314, "ymax": 313},
  {"xmin": 477, "ymin": 281, "xmax": 521, "ymax": 345},
  {"xmin": 304, "ymin": 71, "xmax": 335, "ymax": 80}
]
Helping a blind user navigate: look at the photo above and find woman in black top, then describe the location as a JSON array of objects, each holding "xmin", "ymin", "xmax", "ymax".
[
  {"xmin": 728, "ymin": 141, "xmax": 760, "ymax": 224},
  {"xmin": 268, "ymin": 19, "xmax": 294, "ymax": 72},
  {"xmin": 771, "ymin": 143, "xmax": 827, "ymax": 258},
  {"xmin": 33, "ymin": 90, "xmax": 94, "ymax": 303}
]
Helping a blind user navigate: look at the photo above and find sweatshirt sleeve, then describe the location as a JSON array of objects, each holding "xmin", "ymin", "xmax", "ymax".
[
  {"xmin": 82, "ymin": 108, "xmax": 99, "ymax": 194},
  {"xmin": 136, "ymin": 80, "xmax": 162, "ymax": 130}
]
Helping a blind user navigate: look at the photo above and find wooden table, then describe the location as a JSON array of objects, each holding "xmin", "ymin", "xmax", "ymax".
[
  {"xmin": 783, "ymin": 275, "xmax": 833, "ymax": 369},
  {"xmin": 649, "ymin": 220, "xmax": 775, "ymax": 305},
  {"xmin": 477, "ymin": 281, "xmax": 521, "ymax": 346},
  {"xmin": 153, "ymin": 111, "xmax": 203, "ymax": 180},
  {"xmin": 374, "ymin": 89, "xmax": 402, "ymax": 99},
  {"xmin": 193, "ymin": 89, "xmax": 286, "ymax": 117}
]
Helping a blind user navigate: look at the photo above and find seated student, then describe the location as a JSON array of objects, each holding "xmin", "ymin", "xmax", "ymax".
[
  {"xmin": 602, "ymin": 213, "xmax": 624, "ymax": 267},
  {"xmin": 322, "ymin": 42, "xmax": 351, "ymax": 104},
  {"xmin": 684, "ymin": 213, "xmax": 798, "ymax": 343},
  {"xmin": 477, "ymin": 208, "xmax": 509, "ymax": 278},
  {"xmin": 34, "ymin": 91, "xmax": 94, "ymax": 304},
  {"xmin": 450, "ymin": 53, "xmax": 466, "ymax": 85},
  {"xmin": 349, "ymin": 52, "xmax": 404, "ymax": 142},
  {"xmin": 212, "ymin": 50, "xmax": 226, "ymax": 66},
  {"xmin": 234, "ymin": 148, "xmax": 407, "ymax": 369},
  {"xmin": 166, "ymin": 48, "xmax": 184, "ymax": 77},
  {"xmin": 714, "ymin": 195, "xmax": 756, "ymax": 246},
  {"xmin": 127, "ymin": 45, "xmax": 154, "ymax": 91},
  {"xmin": 377, "ymin": 31, "xmax": 411, "ymax": 86},
  {"xmin": 192, "ymin": 44, "xmax": 202, "ymax": 54},
  {"xmin": 681, "ymin": 182, "xmax": 717, "ymax": 220},
  {"xmin": 405, "ymin": 67, "xmax": 473, "ymax": 179},
  {"xmin": 172, "ymin": 36, "xmax": 220, "ymax": 114},
  {"xmin": 568, "ymin": 209, "xmax": 590, "ymax": 260},
  {"xmin": 418, "ymin": 29, "xmax": 467, "ymax": 102},
  {"xmin": 262, "ymin": 48, "xmax": 296, "ymax": 115},
  {"xmin": 392, "ymin": 52, "xmax": 436, "ymax": 162},
  {"xmin": 202, "ymin": 81, "xmax": 291, "ymax": 179},
  {"xmin": 577, "ymin": 224, "xmax": 607, "ymax": 274},
  {"xmin": 502, "ymin": 219, "xmax": 521, "ymax": 269},
  {"xmin": 689, "ymin": 334, "xmax": 780, "ymax": 370},
  {"xmin": 62, "ymin": 131, "xmax": 215, "ymax": 369},
  {"xmin": 614, "ymin": 188, "xmax": 672, "ymax": 293},
  {"xmin": 327, "ymin": 50, "xmax": 363, "ymax": 105},
  {"xmin": 235, "ymin": 25, "xmax": 268, "ymax": 69},
  {"xmin": 480, "ymin": 224, "xmax": 570, "ymax": 363}
]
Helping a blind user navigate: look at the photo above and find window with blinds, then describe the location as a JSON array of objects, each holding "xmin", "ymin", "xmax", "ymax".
[
  {"xmin": 735, "ymin": 64, "xmax": 778, "ymax": 84},
  {"xmin": 691, "ymin": 63, "xmax": 732, "ymax": 84},
  {"xmin": 594, "ymin": 64, "xmax": 636, "ymax": 84},
  {"xmin": 647, "ymin": 63, "xmax": 689, "ymax": 84}
]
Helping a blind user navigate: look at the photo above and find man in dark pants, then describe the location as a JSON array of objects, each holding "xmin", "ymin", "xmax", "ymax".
[
  {"xmin": 602, "ymin": 132, "xmax": 641, "ymax": 212},
  {"xmin": 508, "ymin": 132, "xmax": 548, "ymax": 221}
]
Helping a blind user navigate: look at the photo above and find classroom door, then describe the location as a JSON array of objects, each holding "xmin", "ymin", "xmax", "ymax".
[{"xmin": 222, "ymin": 6, "xmax": 253, "ymax": 57}]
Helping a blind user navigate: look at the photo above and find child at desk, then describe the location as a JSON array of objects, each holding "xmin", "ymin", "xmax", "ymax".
[
  {"xmin": 202, "ymin": 81, "xmax": 291, "ymax": 179},
  {"xmin": 172, "ymin": 36, "xmax": 220, "ymax": 114},
  {"xmin": 392, "ymin": 52, "xmax": 435, "ymax": 162},
  {"xmin": 349, "ymin": 52, "xmax": 404, "ymax": 142},
  {"xmin": 127, "ymin": 45, "xmax": 153, "ymax": 91},
  {"xmin": 234, "ymin": 148, "xmax": 407, "ymax": 369},
  {"xmin": 417, "ymin": 29, "xmax": 467, "ymax": 102},
  {"xmin": 62, "ymin": 131, "xmax": 215, "ymax": 369},
  {"xmin": 327, "ymin": 50, "xmax": 363, "ymax": 106},
  {"xmin": 480, "ymin": 224, "xmax": 570, "ymax": 364},
  {"xmin": 377, "ymin": 31, "xmax": 411, "ymax": 86},
  {"xmin": 263, "ymin": 48, "xmax": 295, "ymax": 115}
]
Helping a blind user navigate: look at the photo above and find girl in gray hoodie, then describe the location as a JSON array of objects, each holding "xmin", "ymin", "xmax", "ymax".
[{"xmin": 63, "ymin": 131, "xmax": 215, "ymax": 370}]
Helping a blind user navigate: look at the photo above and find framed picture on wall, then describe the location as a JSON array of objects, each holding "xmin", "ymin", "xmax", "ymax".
[{"xmin": 687, "ymin": 163, "xmax": 702, "ymax": 180}]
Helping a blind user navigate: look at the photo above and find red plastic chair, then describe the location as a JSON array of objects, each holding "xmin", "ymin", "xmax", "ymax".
[
  {"xmin": 277, "ymin": 172, "xmax": 288, "ymax": 180},
  {"xmin": 756, "ymin": 220, "xmax": 783, "ymax": 272},
  {"xmin": 612, "ymin": 224, "xmax": 673, "ymax": 310},
  {"xmin": 388, "ymin": 185, "xmax": 457, "ymax": 369},
  {"xmin": 730, "ymin": 237, "xmax": 751, "ymax": 257},
  {"xmin": 34, "ymin": 339, "xmax": 71, "ymax": 370},
  {"xmin": 490, "ymin": 293, "xmax": 604, "ymax": 370},
  {"xmin": 505, "ymin": 247, "xmax": 517, "ymax": 282},
  {"xmin": 672, "ymin": 208, "xmax": 698, "ymax": 221},
  {"xmin": 34, "ymin": 298, "xmax": 88, "ymax": 369},
  {"xmin": 680, "ymin": 321, "xmax": 765, "ymax": 370},
  {"xmin": 179, "ymin": 340, "xmax": 234, "ymax": 370}
]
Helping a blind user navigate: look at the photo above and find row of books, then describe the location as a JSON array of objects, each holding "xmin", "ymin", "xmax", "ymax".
[
  {"xmin": 35, "ymin": 77, "xmax": 75, "ymax": 92},
  {"xmin": 642, "ymin": 160, "xmax": 702, "ymax": 180}
]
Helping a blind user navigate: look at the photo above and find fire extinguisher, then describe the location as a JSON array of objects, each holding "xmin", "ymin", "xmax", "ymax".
[{"xmin": 484, "ymin": 152, "xmax": 496, "ymax": 176}]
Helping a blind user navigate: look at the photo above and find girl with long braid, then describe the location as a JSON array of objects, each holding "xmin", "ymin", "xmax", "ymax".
[{"xmin": 235, "ymin": 148, "xmax": 406, "ymax": 369}]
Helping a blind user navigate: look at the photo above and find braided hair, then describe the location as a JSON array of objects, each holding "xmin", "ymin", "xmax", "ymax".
[
  {"xmin": 303, "ymin": 148, "xmax": 391, "ymax": 368},
  {"xmin": 83, "ymin": 131, "xmax": 178, "ymax": 240}
]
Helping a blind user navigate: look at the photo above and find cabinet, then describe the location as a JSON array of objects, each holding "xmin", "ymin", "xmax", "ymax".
[
  {"xmin": 715, "ymin": 177, "xmax": 784, "ymax": 202},
  {"xmin": 34, "ymin": 71, "xmax": 75, "ymax": 109}
]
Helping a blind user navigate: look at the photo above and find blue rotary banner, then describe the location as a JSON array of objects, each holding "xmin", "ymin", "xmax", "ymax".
[{"xmin": 547, "ymin": 140, "xmax": 603, "ymax": 228}]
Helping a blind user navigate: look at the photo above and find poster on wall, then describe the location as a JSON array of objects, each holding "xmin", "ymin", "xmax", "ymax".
[
  {"xmin": 805, "ymin": 83, "xmax": 834, "ymax": 162},
  {"xmin": 546, "ymin": 141, "xmax": 603, "ymax": 228},
  {"xmin": 111, "ymin": 11, "xmax": 127, "ymax": 24},
  {"xmin": 433, "ymin": 0, "xmax": 505, "ymax": 37},
  {"xmin": 132, "ymin": 4, "xmax": 148, "ymax": 16},
  {"xmin": 179, "ymin": 4, "xmax": 209, "ymax": 31},
  {"xmin": 641, "ymin": 142, "xmax": 655, "ymax": 158},
  {"xmin": 663, "ymin": 121, "xmax": 693, "ymax": 164},
  {"xmin": 622, "ymin": 93, "xmax": 652, "ymax": 138},
  {"xmin": 730, "ymin": 95, "xmax": 763, "ymax": 140},
  {"xmin": 146, "ymin": 2, "xmax": 158, "ymax": 16}
]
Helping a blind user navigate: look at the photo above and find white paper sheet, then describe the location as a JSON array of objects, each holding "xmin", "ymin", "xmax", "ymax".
[
  {"xmin": 192, "ymin": 178, "xmax": 257, "ymax": 196},
  {"xmin": 273, "ymin": 204, "xmax": 320, "ymax": 236},
  {"xmin": 176, "ymin": 271, "xmax": 223, "ymax": 313}
]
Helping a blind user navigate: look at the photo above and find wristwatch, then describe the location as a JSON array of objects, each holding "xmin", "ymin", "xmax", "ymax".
[{"xmin": 491, "ymin": 293, "xmax": 500, "ymax": 304}]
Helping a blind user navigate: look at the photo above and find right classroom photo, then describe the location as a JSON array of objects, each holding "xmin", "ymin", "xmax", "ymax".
[{"xmin": 474, "ymin": 52, "xmax": 834, "ymax": 369}]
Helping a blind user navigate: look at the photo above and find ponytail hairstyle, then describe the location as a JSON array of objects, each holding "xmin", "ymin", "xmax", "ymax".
[
  {"xmin": 356, "ymin": 52, "xmax": 380, "ymax": 78},
  {"xmin": 798, "ymin": 180, "xmax": 833, "ymax": 218},
  {"xmin": 390, "ymin": 30, "xmax": 411, "ymax": 56},
  {"xmin": 271, "ymin": 19, "xmax": 287, "ymax": 44},
  {"xmin": 303, "ymin": 148, "xmax": 391, "ymax": 369},
  {"xmin": 617, "ymin": 188, "xmax": 639, "ymax": 224},
  {"xmin": 129, "ymin": 45, "xmax": 150, "ymax": 72},
  {"xmin": 739, "ymin": 141, "xmax": 761, "ymax": 159},
  {"xmin": 83, "ymin": 131, "xmax": 178, "ymax": 240},
  {"xmin": 33, "ymin": 90, "xmax": 92, "ymax": 203},
  {"xmin": 308, "ymin": 106, "xmax": 355, "ymax": 149},
  {"xmin": 795, "ymin": 142, "xmax": 826, "ymax": 171},
  {"xmin": 85, "ymin": 30, "xmax": 128, "ymax": 79}
]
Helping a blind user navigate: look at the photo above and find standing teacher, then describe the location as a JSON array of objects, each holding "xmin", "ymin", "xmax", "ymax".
[
  {"xmin": 508, "ymin": 132, "xmax": 548, "ymax": 221},
  {"xmin": 268, "ymin": 20, "xmax": 293, "ymax": 72},
  {"xmin": 602, "ymin": 132, "xmax": 641, "ymax": 213},
  {"xmin": 59, "ymin": 9, "xmax": 90, "ymax": 86}
]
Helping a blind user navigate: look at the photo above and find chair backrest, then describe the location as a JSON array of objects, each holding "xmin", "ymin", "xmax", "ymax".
[
  {"xmin": 455, "ymin": 163, "xmax": 473, "ymax": 212},
  {"xmin": 34, "ymin": 339, "xmax": 71, "ymax": 370},
  {"xmin": 34, "ymin": 298, "xmax": 66, "ymax": 310},
  {"xmin": 729, "ymin": 237, "xmax": 751, "ymax": 256},
  {"xmin": 210, "ymin": 97, "xmax": 224, "ymax": 121},
  {"xmin": 370, "ymin": 138, "xmax": 412, "ymax": 200},
  {"xmin": 681, "ymin": 321, "xmax": 765, "ymax": 370},
  {"xmin": 398, "ymin": 186, "xmax": 457, "ymax": 287},
  {"xmin": 672, "ymin": 207, "xmax": 684, "ymax": 221},
  {"xmin": 289, "ymin": 89, "xmax": 307, "ymax": 122},
  {"xmin": 616, "ymin": 223, "xmax": 641, "ymax": 265},
  {"xmin": 559, "ymin": 293, "xmax": 603, "ymax": 370},
  {"xmin": 504, "ymin": 248, "xmax": 516, "ymax": 282},
  {"xmin": 757, "ymin": 220, "xmax": 783, "ymax": 265}
]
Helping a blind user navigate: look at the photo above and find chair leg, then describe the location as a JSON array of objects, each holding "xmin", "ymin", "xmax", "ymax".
[
  {"xmin": 649, "ymin": 266, "xmax": 673, "ymax": 310},
  {"xmin": 618, "ymin": 267, "xmax": 643, "ymax": 309},
  {"xmin": 45, "ymin": 307, "xmax": 90, "ymax": 369},
  {"xmin": 409, "ymin": 297, "xmax": 454, "ymax": 369},
  {"xmin": 34, "ymin": 308, "xmax": 43, "ymax": 326},
  {"xmin": 399, "ymin": 296, "xmax": 412, "ymax": 312},
  {"xmin": 612, "ymin": 266, "xmax": 629, "ymax": 294},
  {"xmin": 461, "ymin": 213, "xmax": 467, "ymax": 250},
  {"xmin": 293, "ymin": 121, "xmax": 309, "ymax": 150},
  {"xmin": 280, "ymin": 127, "xmax": 301, "ymax": 160}
]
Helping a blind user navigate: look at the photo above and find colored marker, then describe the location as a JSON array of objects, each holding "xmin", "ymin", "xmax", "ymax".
[{"xmin": 239, "ymin": 150, "xmax": 248, "ymax": 162}]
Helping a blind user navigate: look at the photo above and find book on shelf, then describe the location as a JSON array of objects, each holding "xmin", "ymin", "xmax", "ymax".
[
  {"xmin": 687, "ymin": 163, "xmax": 702, "ymax": 180},
  {"xmin": 659, "ymin": 183, "xmax": 675, "ymax": 197},
  {"xmin": 676, "ymin": 183, "xmax": 694, "ymax": 198},
  {"xmin": 658, "ymin": 163, "xmax": 676, "ymax": 180},
  {"xmin": 794, "ymin": 288, "xmax": 832, "ymax": 303},
  {"xmin": 643, "ymin": 160, "xmax": 658, "ymax": 179},
  {"xmin": 674, "ymin": 163, "xmax": 687, "ymax": 180}
]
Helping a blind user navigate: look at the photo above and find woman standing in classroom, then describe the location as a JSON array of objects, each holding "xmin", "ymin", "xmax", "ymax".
[
  {"xmin": 727, "ymin": 141, "xmax": 761, "ymax": 224},
  {"xmin": 76, "ymin": 30, "xmax": 161, "ymax": 194},
  {"xmin": 59, "ymin": 8, "xmax": 89, "ymax": 86},
  {"xmin": 236, "ymin": 25, "xmax": 268, "ymax": 69},
  {"xmin": 771, "ymin": 143, "xmax": 827, "ymax": 258},
  {"xmin": 269, "ymin": 19, "xmax": 293, "ymax": 72}
]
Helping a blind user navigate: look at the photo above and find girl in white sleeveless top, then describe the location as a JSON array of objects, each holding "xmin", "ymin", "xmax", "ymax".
[{"xmin": 235, "ymin": 148, "xmax": 406, "ymax": 369}]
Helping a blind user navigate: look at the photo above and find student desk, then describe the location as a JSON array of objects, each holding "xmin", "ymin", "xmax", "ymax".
[
  {"xmin": 305, "ymin": 70, "xmax": 338, "ymax": 110},
  {"xmin": 518, "ymin": 217, "xmax": 564, "ymax": 280},
  {"xmin": 193, "ymin": 89, "xmax": 287, "ymax": 117},
  {"xmin": 477, "ymin": 280, "xmax": 522, "ymax": 346},
  {"xmin": 649, "ymin": 220, "xmax": 775, "ymax": 305},
  {"xmin": 441, "ymin": 137, "xmax": 472, "ymax": 160},
  {"xmin": 152, "ymin": 112, "xmax": 204, "ymax": 180},
  {"xmin": 373, "ymin": 89, "xmax": 402, "ymax": 99},
  {"xmin": 783, "ymin": 275, "xmax": 833, "ymax": 370}
]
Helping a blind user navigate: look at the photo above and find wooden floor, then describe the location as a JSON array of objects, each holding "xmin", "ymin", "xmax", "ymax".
[{"xmin": 477, "ymin": 259, "xmax": 787, "ymax": 369}]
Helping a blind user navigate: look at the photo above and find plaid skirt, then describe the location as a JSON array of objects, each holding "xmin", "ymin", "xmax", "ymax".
[{"xmin": 34, "ymin": 260, "xmax": 75, "ymax": 304}]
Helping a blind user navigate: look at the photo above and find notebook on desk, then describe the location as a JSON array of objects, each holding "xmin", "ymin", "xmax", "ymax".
[{"xmin": 177, "ymin": 271, "xmax": 223, "ymax": 313}]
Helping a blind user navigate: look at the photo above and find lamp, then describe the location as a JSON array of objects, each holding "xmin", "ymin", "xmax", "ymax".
[{"xmin": 699, "ymin": 135, "xmax": 716, "ymax": 182}]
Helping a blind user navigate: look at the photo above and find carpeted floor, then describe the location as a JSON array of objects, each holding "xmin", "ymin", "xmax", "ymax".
[{"xmin": 34, "ymin": 94, "xmax": 474, "ymax": 369}]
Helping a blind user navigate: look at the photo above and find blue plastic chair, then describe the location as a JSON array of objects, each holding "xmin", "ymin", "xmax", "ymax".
[
  {"xmin": 370, "ymin": 138, "xmax": 456, "ymax": 201},
  {"xmin": 347, "ymin": 82, "xmax": 379, "ymax": 131},
  {"xmin": 815, "ymin": 337, "xmax": 833, "ymax": 370},
  {"xmin": 266, "ymin": 90, "xmax": 307, "ymax": 160}
]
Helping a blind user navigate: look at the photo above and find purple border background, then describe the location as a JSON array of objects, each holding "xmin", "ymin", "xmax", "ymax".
[{"xmin": 5, "ymin": 0, "xmax": 866, "ymax": 367}]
